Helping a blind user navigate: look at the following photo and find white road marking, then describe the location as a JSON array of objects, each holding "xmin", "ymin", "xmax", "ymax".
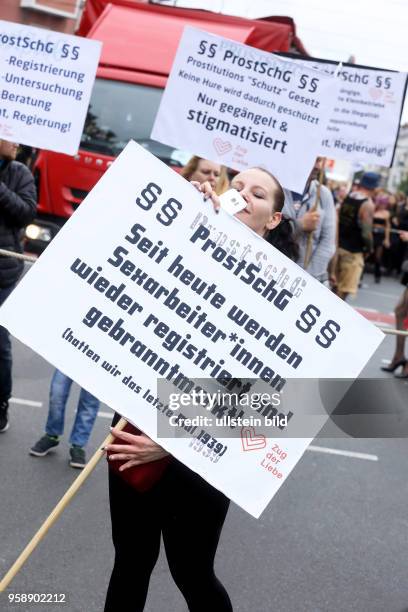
[
  {"xmin": 10, "ymin": 397, "xmax": 42, "ymax": 407},
  {"xmin": 359, "ymin": 288, "xmax": 400, "ymax": 299},
  {"xmin": 308, "ymin": 445, "xmax": 378, "ymax": 461},
  {"xmin": 99, "ymin": 417, "xmax": 380, "ymax": 461},
  {"xmin": 10, "ymin": 398, "xmax": 114, "ymax": 417},
  {"xmin": 382, "ymin": 358, "xmax": 391, "ymax": 364},
  {"xmin": 357, "ymin": 307, "xmax": 379, "ymax": 313},
  {"xmin": 10, "ymin": 400, "xmax": 380, "ymax": 462}
]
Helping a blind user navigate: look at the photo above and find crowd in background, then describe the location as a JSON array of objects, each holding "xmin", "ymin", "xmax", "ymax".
[
  {"xmin": 1, "ymin": 143, "xmax": 408, "ymax": 610},
  {"xmin": 1, "ymin": 146, "xmax": 408, "ymax": 458},
  {"xmin": 329, "ymin": 179, "xmax": 408, "ymax": 283}
]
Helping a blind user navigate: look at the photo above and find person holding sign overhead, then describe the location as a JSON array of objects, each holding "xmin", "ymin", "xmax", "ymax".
[
  {"xmin": 103, "ymin": 166, "xmax": 298, "ymax": 612},
  {"xmin": 283, "ymin": 156, "xmax": 336, "ymax": 284}
]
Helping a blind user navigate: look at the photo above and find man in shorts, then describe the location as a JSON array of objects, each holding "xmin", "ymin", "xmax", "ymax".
[{"xmin": 333, "ymin": 172, "xmax": 379, "ymax": 300}]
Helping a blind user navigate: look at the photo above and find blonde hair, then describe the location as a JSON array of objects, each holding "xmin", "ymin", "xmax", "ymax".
[{"xmin": 181, "ymin": 156, "xmax": 229, "ymax": 195}]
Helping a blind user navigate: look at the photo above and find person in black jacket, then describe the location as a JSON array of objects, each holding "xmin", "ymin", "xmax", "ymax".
[{"xmin": 0, "ymin": 140, "xmax": 36, "ymax": 432}]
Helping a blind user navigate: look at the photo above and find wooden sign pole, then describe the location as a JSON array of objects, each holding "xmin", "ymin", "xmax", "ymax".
[
  {"xmin": 304, "ymin": 158, "xmax": 326, "ymax": 269},
  {"xmin": 0, "ymin": 417, "xmax": 127, "ymax": 592}
]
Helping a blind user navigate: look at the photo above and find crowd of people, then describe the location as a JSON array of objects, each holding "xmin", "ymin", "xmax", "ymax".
[
  {"xmin": 331, "ymin": 177, "xmax": 408, "ymax": 283},
  {"xmin": 1, "ymin": 139, "xmax": 408, "ymax": 610}
]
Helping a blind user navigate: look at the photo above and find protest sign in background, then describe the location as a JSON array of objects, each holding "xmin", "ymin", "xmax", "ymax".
[
  {"xmin": 293, "ymin": 57, "xmax": 407, "ymax": 167},
  {"xmin": 0, "ymin": 20, "xmax": 101, "ymax": 155},
  {"xmin": 0, "ymin": 142, "xmax": 383, "ymax": 517},
  {"xmin": 151, "ymin": 27, "xmax": 336, "ymax": 193}
]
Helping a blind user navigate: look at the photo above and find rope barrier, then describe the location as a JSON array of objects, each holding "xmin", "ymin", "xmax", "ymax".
[
  {"xmin": 0, "ymin": 248, "xmax": 37, "ymax": 263},
  {"xmin": 1, "ymin": 249, "xmax": 407, "ymax": 335},
  {"xmin": 376, "ymin": 326, "xmax": 408, "ymax": 337}
]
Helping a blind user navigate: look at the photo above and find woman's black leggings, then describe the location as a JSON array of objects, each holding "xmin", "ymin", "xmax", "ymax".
[{"xmin": 104, "ymin": 460, "xmax": 232, "ymax": 612}]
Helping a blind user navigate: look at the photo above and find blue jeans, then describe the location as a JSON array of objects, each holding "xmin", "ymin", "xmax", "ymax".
[
  {"xmin": 45, "ymin": 369, "xmax": 100, "ymax": 447},
  {"xmin": 0, "ymin": 284, "xmax": 16, "ymax": 403}
]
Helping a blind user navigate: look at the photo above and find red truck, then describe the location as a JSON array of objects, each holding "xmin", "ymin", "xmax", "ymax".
[{"xmin": 26, "ymin": 0, "xmax": 307, "ymax": 251}]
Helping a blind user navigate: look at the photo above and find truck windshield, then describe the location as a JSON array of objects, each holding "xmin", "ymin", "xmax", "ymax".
[{"xmin": 80, "ymin": 79, "xmax": 187, "ymax": 165}]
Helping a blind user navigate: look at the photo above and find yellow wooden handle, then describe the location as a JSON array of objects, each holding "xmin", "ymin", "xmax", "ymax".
[{"xmin": 0, "ymin": 417, "xmax": 127, "ymax": 592}]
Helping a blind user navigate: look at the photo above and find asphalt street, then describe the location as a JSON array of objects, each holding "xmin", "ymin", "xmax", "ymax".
[{"xmin": 0, "ymin": 273, "xmax": 407, "ymax": 612}]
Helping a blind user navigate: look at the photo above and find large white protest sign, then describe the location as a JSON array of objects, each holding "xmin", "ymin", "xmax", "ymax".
[
  {"xmin": 0, "ymin": 142, "xmax": 383, "ymax": 517},
  {"xmin": 0, "ymin": 20, "xmax": 101, "ymax": 155},
  {"xmin": 295, "ymin": 57, "xmax": 407, "ymax": 167},
  {"xmin": 151, "ymin": 27, "xmax": 336, "ymax": 193}
]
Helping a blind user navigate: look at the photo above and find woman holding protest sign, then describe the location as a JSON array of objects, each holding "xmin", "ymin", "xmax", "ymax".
[
  {"xmin": 103, "ymin": 167, "xmax": 298, "ymax": 612},
  {"xmin": 181, "ymin": 155, "xmax": 229, "ymax": 195}
]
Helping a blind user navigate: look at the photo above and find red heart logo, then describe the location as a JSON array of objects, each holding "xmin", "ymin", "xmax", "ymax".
[
  {"xmin": 213, "ymin": 137, "xmax": 233, "ymax": 156},
  {"xmin": 241, "ymin": 427, "xmax": 266, "ymax": 452},
  {"xmin": 368, "ymin": 88, "xmax": 383, "ymax": 101}
]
